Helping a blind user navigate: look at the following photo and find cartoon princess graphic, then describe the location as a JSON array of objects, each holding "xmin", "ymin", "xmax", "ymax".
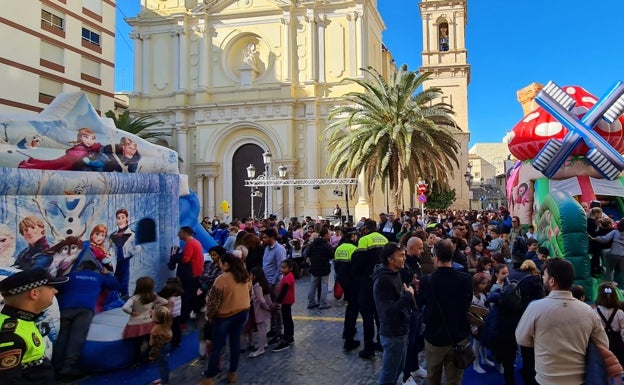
[
  {"xmin": 515, "ymin": 182, "xmax": 530, "ymax": 206},
  {"xmin": 18, "ymin": 127, "xmax": 102, "ymax": 171}
]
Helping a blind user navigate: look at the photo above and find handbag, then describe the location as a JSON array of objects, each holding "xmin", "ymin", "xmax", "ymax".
[
  {"xmin": 433, "ymin": 289, "xmax": 475, "ymax": 369},
  {"xmin": 453, "ymin": 339, "xmax": 476, "ymax": 370},
  {"xmin": 333, "ymin": 281, "xmax": 344, "ymax": 300}
]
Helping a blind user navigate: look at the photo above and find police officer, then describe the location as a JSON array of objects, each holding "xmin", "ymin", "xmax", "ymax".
[
  {"xmin": 350, "ymin": 220, "xmax": 388, "ymax": 359},
  {"xmin": 334, "ymin": 227, "xmax": 359, "ymax": 351},
  {"xmin": 0, "ymin": 269, "xmax": 68, "ymax": 385}
]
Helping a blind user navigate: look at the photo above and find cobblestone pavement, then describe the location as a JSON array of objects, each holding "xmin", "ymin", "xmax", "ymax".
[{"xmin": 169, "ymin": 274, "xmax": 426, "ymax": 385}]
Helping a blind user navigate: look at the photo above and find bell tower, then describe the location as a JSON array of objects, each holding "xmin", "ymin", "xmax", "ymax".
[{"xmin": 419, "ymin": 0, "xmax": 471, "ymax": 209}]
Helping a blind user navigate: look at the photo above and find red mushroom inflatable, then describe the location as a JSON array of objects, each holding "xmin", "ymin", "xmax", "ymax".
[{"xmin": 507, "ymin": 86, "xmax": 624, "ymax": 161}]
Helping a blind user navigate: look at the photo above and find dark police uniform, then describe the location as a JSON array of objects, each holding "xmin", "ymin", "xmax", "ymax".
[
  {"xmin": 334, "ymin": 232, "xmax": 358, "ymax": 346},
  {"xmin": 0, "ymin": 268, "xmax": 67, "ymax": 385}
]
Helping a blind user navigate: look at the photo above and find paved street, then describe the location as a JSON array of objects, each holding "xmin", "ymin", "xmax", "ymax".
[
  {"xmin": 78, "ymin": 272, "xmax": 511, "ymax": 385},
  {"xmin": 169, "ymin": 273, "xmax": 391, "ymax": 385}
]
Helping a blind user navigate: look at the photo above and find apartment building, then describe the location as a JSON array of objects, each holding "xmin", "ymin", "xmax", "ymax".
[{"xmin": 0, "ymin": 0, "xmax": 116, "ymax": 115}]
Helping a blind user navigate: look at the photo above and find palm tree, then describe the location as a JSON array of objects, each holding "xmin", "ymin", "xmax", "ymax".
[
  {"xmin": 104, "ymin": 110, "xmax": 167, "ymax": 142},
  {"xmin": 325, "ymin": 64, "xmax": 460, "ymax": 214}
]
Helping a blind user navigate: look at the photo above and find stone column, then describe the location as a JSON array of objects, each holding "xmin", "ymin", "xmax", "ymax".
[
  {"xmin": 347, "ymin": 13, "xmax": 358, "ymax": 77},
  {"xmin": 305, "ymin": 117, "xmax": 320, "ymax": 214},
  {"xmin": 354, "ymin": 171, "xmax": 370, "ymax": 220},
  {"xmin": 142, "ymin": 34, "xmax": 151, "ymax": 94},
  {"xmin": 207, "ymin": 174, "xmax": 216, "ymax": 218},
  {"xmin": 195, "ymin": 173, "xmax": 205, "ymax": 218},
  {"xmin": 305, "ymin": 12, "xmax": 317, "ymax": 81},
  {"xmin": 280, "ymin": 14, "xmax": 291, "ymax": 81},
  {"xmin": 130, "ymin": 32, "xmax": 142, "ymax": 93},
  {"xmin": 171, "ymin": 30, "xmax": 180, "ymax": 91},
  {"xmin": 178, "ymin": 26, "xmax": 188, "ymax": 92},
  {"xmin": 197, "ymin": 25, "xmax": 207, "ymax": 89},
  {"xmin": 316, "ymin": 15, "xmax": 326, "ymax": 83},
  {"xmin": 175, "ymin": 111, "xmax": 188, "ymax": 175}
]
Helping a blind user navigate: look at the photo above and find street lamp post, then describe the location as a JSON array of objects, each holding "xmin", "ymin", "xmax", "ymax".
[
  {"xmin": 262, "ymin": 150, "xmax": 272, "ymax": 219},
  {"xmin": 246, "ymin": 164, "xmax": 257, "ymax": 219},
  {"xmin": 464, "ymin": 162, "xmax": 473, "ymax": 211}
]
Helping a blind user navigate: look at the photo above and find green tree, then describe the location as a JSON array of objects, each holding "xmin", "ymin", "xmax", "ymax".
[
  {"xmin": 324, "ymin": 65, "xmax": 460, "ymax": 214},
  {"xmin": 425, "ymin": 188, "xmax": 456, "ymax": 210},
  {"xmin": 104, "ymin": 110, "xmax": 167, "ymax": 141}
]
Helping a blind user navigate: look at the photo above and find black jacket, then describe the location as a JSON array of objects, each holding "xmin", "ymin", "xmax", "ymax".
[
  {"xmin": 417, "ymin": 267, "xmax": 472, "ymax": 346},
  {"xmin": 307, "ymin": 237, "xmax": 333, "ymax": 276},
  {"xmin": 373, "ymin": 264, "xmax": 415, "ymax": 337}
]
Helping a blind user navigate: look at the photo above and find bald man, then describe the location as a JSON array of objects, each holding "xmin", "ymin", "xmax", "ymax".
[{"xmin": 400, "ymin": 237, "xmax": 427, "ymax": 381}]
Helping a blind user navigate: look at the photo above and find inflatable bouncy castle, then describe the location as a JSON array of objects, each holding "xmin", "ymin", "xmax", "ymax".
[
  {"xmin": 505, "ymin": 81, "xmax": 624, "ymax": 300},
  {"xmin": 0, "ymin": 92, "xmax": 216, "ymax": 371}
]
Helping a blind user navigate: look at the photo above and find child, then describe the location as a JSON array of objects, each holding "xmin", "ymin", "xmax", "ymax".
[
  {"xmin": 466, "ymin": 238, "xmax": 483, "ymax": 275},
  {"xmin": 149, "ymin": 306, "xmax": 173, "ymax": 385},
  {"xmin": 570, "ymin": 284, "xmax": 585, "ymax": 301},
  {"xmin": 249, "ymin": 267, "xmax": 273, "ymax": 357},
  {"xmin": 486, "ymin": 228, "xmax": 504, "ymax": 254},
  {"xmin": 122, "ymin": 276, "xmax": 168, "ymax": 365},
  {"xmin": 158, "ymin": 277, "xmax": 183, "ymax": 348},
  {"xmin": 476, "ymin": 257, "xmax": 494, "ymax": 282},
  {"xmin": 471, "ymin": 273, "xmax": 495, "ymax": 374},
  {"xmin": 595, "ymin": 282, "xmax": 624, "ymax": 366},
  {"xmin": 272, "ymin": 259, "xmax": 300, "ymax": 352},
  {"xmin": 490, "ymin": 264, "xmax": 509, "ymax": 293}
]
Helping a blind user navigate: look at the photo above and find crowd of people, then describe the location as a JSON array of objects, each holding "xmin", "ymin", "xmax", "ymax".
[{"xmin": 4, "ymin": 203, "xmax": 624, "ymax": 385}]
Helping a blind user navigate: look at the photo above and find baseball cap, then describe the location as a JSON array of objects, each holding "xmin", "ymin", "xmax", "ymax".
[
  {"xmin": 0, "ymin": 269, "xmax": 69, "ymax": 297},
  {"xmin": 343, "ymin": 227, "xmax": 358, "ymax": 235}
]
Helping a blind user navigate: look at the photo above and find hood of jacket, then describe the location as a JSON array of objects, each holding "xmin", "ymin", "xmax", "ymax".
[{"xmin": 372, "ymin": 263, "xmax": 398, "ymax": 281}]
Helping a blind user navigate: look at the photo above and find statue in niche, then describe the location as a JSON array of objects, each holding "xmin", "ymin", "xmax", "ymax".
[
  {"xmin": 242, "ymin": 43, "xmax": 260, "ymax": 73},
  {"xmin": 439, "ymin": 24, "xmax": 449, "ymax": 51}
]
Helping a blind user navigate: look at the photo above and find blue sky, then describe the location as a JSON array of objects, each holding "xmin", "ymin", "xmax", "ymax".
[{"xmin": 115, "ymin": 1, "xmax": 624, "ymax": 146}]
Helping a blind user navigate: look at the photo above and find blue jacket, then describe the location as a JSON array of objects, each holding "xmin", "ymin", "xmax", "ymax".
[{"xmin": 57, "ymin": 269, "xmax": 120, "ymax": 310}]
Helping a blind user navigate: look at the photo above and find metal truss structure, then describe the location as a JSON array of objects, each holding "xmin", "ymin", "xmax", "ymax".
[{"xmin": 244, "ymin": 177, "xmax": 358, "ymax": 187}]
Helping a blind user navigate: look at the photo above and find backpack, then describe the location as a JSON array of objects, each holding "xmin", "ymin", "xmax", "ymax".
[
  {"xmin": 597, "ymin": 308, "xmax": 624, "ymax": 366},
  {"xmin": 500, "ymin": 275, "xmax": 531, "ymax": 312}
]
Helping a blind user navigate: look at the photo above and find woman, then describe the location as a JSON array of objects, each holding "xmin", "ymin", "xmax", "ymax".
[
  {"xmin": 201, "ymin": 253, "xmax": 250, "ymax": 385},
  {"xmin": 592, "ymin": 219, "xmax": 624, "ymax": 286},
  {"xmin": 239, "ymin": 232, "xmax": 263, "ymax": 272}
]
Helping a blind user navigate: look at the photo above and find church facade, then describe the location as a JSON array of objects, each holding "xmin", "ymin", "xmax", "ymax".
[{"xmin": 127, "ymin": 0, "xmax": 470, "ymax": 220}]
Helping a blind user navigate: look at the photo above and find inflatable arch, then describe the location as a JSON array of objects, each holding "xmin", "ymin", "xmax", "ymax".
[{"xmin": 0, "ymin": 92, "xmax": 216, "ymax": 371}]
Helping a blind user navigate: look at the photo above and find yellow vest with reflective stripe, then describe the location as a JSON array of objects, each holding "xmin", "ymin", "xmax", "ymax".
[
  {"xmin": 334, "ymin": 243, "xmax": 357, "ymax": 262},
  {"xmin": 0, "ymin": 314, "xmax": 46, "ymax": 365},
  {"xmin": 357, "ymin": 232, "xmax": 388, "ymax": 250}
]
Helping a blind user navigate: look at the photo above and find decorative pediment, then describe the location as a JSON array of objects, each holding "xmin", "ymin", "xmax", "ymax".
[{"xmin": 203, "ymin": 0, "xmax": 286, "ymax": 15}]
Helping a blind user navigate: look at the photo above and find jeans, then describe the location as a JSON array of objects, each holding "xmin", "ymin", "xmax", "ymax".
[
  {"xmin": 203, "ymin": 310, "xmax": 249, "ymax": 378},
  {"xmin": 156, "ymin": 342, "xmax": 171, "ymax": 383},
  {"xmin": 270, "ymin": 281, "xmax": 283, "ymax": 335},
  {"xmin": 53, "ymin": 308, "xmax": 95, "ymax": 373},
  {"xmin": 378, "ymin": 334, "xmax": 408, "ymax": 385},
  {"xmin": 307, "ymin": 275, "xmax": 329, "ymax": 307},
  {"xmin": 281, "ymin": 304, "xmax": 294, "ymax": 342}
]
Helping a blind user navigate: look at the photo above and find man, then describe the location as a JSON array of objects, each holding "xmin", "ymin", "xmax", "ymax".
[
  {"xmin": 12, "ymin": 216, "xmax": 51, "ymax": 271},
  {"xmin": 516, "ymin": 258, "xmax": 607, "ymax": 385},
  {"xmin": 379, "ymin": 213, "xmax": 401, "ymax": 242},
  {"xmin": 417, "ymin": 239, "xmax": 472, "ymax": 385},
  {"xmin": 52, "ymin": 261, "xmax": 119, "ymax": 381},
  {"xmin": 109, "ymin": 208, "xmax": 140, "ymax": 298},
  {"xmin": 261, "ymin": 228, "xmax": 287, "ymax": 344},
  {"xmin": 351, "ymin": 220, "xmax": 388, "ymax": 359},
  {"xmin": 333, "ymin": 204, "xmax": 342, "ymax": 221},
  {"xmin": 0, "ymin": 269, "xmax": 68, "ymax": 385},
  {"xmin": 401, "ymin": 237, "xmax": 427, "ymax": 380},
  {"xmin": 373, "ymin": 243, "xmax": 415, "ymax": 385},
  {"xmin": 177, "ymin": 226, "xmax": 204, "ymax": 324},
  {"xmin": 306, "ymin": 227, "xmax": 333, "ymax": 309},
  {"xmin": 334, "ymin": 227, "xmax": 360, "ymax": 351}
]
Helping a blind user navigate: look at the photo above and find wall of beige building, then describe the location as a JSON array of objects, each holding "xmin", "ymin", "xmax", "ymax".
[{"xmin": 0, "ymin": 0, "xmax": 115, "ymax": 114}]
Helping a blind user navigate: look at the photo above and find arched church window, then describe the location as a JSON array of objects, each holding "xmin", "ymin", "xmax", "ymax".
[{"xmin": 439, "ymin": 22, "xmax": 449, "ymax": 51}]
